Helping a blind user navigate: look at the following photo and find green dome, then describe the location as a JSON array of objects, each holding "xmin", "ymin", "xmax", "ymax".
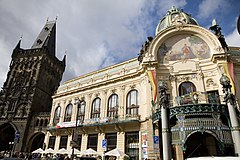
[{"xmin": 155, "ymin": 6, "xmax": 199, "ymax": 35}]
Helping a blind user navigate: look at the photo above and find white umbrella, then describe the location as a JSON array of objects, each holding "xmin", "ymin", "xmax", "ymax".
[
  {"xmin": 56, "ymin": 148, "xmax": 68, "ymax": 154},
  {"xmin": 32, "ymin": 148, "xmax": 44, "ymax": 154},
  {"xmin": 81, "ymin": 148, "xmax": 98, "ymax": 156},
  {"xmin": 41, "ymin": 148, "xmax": 55, "ymax": 154},
  {"xmin": 105, "ymin": 148, "xmax": 129, "ymax": 158},
  {"xmin": 67, "ymin": 148, "xmax": 82, "ymax": 155}
]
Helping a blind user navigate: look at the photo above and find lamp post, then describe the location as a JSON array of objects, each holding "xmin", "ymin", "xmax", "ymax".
[
  {"xmin": 158, "ymin": 81, "xmax": 172, "ymax": 160},
  {"xmin": 220, "ymin": 74, "xmax": 240, "ymax": 156},
  {"xmin": 71, "ymin": 97, "xmax": 80, "ymax": 160}
]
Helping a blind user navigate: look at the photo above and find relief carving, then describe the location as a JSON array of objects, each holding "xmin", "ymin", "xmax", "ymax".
[{"xmin": 206, "ymin": 78, "xmax": 217, "ymax": 88}]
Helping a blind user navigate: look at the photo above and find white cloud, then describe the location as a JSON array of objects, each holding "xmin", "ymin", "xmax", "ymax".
[
  {"xmin": 197, "ymin": 0, "xmax": 231, "ymax": 19},
  {"xmin": 0, "ymin": 0, "xmax": 149, "ymax": 86},
  {"xmin": 225, "ymin": 28, "xmax": 240, "ymax": 47}
]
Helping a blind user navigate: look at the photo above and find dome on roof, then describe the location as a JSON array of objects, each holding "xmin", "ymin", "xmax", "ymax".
[{"xmin": 155, "ymin": 6, "xmax": 199, "ymax": 35}]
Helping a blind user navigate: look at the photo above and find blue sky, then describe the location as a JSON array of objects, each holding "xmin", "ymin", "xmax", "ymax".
[{"xmin": 0, "ymin": 0, "xmax": 239, "ymax": 87}]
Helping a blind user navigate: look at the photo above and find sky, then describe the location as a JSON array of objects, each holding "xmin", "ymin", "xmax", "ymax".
[{"xmin": 0, "ymin": 0, "xmax": 239, "ymax": 87}]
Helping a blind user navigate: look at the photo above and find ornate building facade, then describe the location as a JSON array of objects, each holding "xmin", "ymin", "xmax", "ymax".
[
  {"xmin": 0, "ymin": 20, "xmax": 65, "ymax": 154},
  {"xmin": 44, "ymin": 7, "xmax": 240, "ymax": 160}
]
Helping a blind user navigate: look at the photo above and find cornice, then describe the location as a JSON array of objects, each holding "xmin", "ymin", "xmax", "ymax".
[{"xmin": 53, "ymin": 66, "xmax": 146, "ymax": 98}]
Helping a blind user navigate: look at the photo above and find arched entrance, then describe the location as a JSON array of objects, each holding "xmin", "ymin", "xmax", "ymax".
[
  {"xmin": 0, "ymin": 123, "xmax": 16, "ymax": 152},
  {"xmin": 28, "ymin": 133, "xmax": 45, "ymax": 152},
  {"xmin": 184, "ymin": 132, "xmax": 220, "ymax": 158}
]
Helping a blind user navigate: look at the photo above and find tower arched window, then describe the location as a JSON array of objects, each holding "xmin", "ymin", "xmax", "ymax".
[
  {"xmin": 107, "ymin": 94, "xmax": 119, "ymax": 118},
  {"xmin": 35, "ymin": 119, "xmax": 40, "ymax": 127},
  {"xmin": 91, "ymin": 98, "xmax": 101, "ymax": 118},
  {"xmin": 77, "ymin": 101, "xmax": 86, "ymax": 123},
  {"xmin": 53, "ymin": 106, "xmax": 61, "ymax": 125},
  {"xmin": 40, "ymin": 119, "xmax": 43, "ymax": 126},
  {"xmin": 126, "ymin": 90, "xmax": 139, "ymax": 115},
  {"xmin": 64, "ymin": 103, "xmax": 73, "ymax": 122},
  {"xmin": 179, "ymin": 81, "xmax": 196, "ymax": 96},
  {"xmin": 44, "ymin": 119, "xmax": 48, "ymax": 126}
]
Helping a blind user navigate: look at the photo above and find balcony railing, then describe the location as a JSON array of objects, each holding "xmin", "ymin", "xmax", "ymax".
[
  {"xmin": 152, "ymin": 103, "xmax": 228, "ymax": 122},
  {"xmin": 47, "ymin": 114, "xmax": 140, "ymax": 130}
]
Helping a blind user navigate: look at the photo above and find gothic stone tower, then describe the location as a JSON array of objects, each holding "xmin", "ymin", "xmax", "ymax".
[{"xmin": 0, "ymin": 20, "xmax": 65, "ymax": 153}]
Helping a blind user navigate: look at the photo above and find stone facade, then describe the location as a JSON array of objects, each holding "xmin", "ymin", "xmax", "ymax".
[{"xmin": 45, "ymin": 7, "xmax": 240, "ymax": 160}]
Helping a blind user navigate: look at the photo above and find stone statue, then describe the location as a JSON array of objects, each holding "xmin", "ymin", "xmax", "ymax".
[
  {"xmin": 16, "ymin": 105, "xmax": 25, "ymax": 117},
  {"xmin": 2, "ymin": 106, "xmax": 8, "ymax": 117}
]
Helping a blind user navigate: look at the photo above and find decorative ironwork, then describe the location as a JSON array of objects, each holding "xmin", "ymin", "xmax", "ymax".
[
  {"xmin": 152, "ymin": 103, "xmax": 228, "ymax": 122},
  {"xmin": 220, "ymin": 74, "xmax": 235, "ymax": 105}
]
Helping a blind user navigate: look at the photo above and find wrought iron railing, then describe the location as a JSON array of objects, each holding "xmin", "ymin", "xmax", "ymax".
[{"xmin": 152, "ymin": 103, "xmax": 228, "ymax": 122}]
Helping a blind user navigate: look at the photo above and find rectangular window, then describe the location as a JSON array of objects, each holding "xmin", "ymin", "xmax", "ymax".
[
  {"xmin": 125, "ymin": 132, "xmax": 139, "ymax": 160},
  {"xmin": 48, "ymin": 136, "xmax": 56, "ymax": 149},
  {"xmin": 87, "ymin": 134, "xmax": 98, "ymax": 151},
  {"xmin": 207, "ymin": 90, "xmax": 220, "ymax": 104},
  {"xmin": 76, "ymin": 135, "xmax": 82, "ymax": 150},
  {"xmin": 59, "ymin": 135, "xmax": 68, "ymax": 149},
  {"xmin": 105, "ymin": 133, "xmax": 117, "ymax": 151}
]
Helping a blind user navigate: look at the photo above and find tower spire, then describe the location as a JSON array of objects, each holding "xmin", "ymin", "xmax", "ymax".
[{"xmin": 31, "ymin": 20, "xmax": 56, "ymax": 56}]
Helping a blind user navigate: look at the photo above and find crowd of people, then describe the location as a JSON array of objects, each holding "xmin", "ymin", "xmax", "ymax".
[{"xmin": 0, "ymin": 151, "xmax": 71, "ymax": 160}]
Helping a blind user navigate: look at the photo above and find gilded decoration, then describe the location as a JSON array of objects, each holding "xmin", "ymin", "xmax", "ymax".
[{"xmin": 157, "ymin": 34, "xmax": 210, "ymax": 63}]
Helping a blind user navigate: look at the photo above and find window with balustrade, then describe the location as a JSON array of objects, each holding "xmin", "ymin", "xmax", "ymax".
[
  {"xmin": 64, "ymin": 103, "xmax": 73, "ymax": 122},
  {"xmin": 126, "ymin": 90, "xmax": 139, "ymax": 115},
  {"xmin": 53, "ymin": 106, "xmax": 61, "ymax": 125},
  {"xmin": 107, "ymin": 94, "xmax": 119, "ymax": 118},
  {"xmin": 77, "ymin": 101, "xmax": 86, "ymax": 123},
  {"xmin": 179, "ymin": 82, "xmax": 196, "ymax": 104},
  {"xmin": 125, "ymin": 132, "xmax": 139, "ymax": 160},
  {"xmin": 91, "ymin": 98, "xmax": 101, "ymax": 118}
]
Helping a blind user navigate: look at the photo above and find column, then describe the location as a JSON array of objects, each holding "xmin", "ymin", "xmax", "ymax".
[
  {"xmin": 220, "ymin": 74, "xmax": 240, "ymax": 156},
  {"xmin": 159, "ymin": 81, "xmax": 172, "ymax": 160}
]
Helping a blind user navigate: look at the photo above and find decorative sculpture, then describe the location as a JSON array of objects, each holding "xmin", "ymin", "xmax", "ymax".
[
  {"xmin": 137, "ymin": 36, "xmax": 153, "ymax": 63},
  {"xmin": 209, "ymin": 19, "xmax": 229, "ymax": 51},
  {"xmin": 158, "ymin": 81, "xmax": 168, "ymax": 108},
  {"xmin": 219, "ymin": 74, "xmax": 235, "ymax": 105}
]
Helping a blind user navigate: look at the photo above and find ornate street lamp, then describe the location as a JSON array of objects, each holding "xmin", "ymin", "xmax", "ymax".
[
  {"xmin": 71, "ymin": 97, "xmax": 81, "ymax": 160},
  {"xmin": 220, "ymin": 74, "xmax": 240, "ymax": 156}
]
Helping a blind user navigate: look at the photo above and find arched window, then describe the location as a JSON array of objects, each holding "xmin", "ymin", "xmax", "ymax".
[
  {"xmin": 126, "ymin": 90, "xmax": 139, "ymax": 115},
  {"xmin": 107, "ymin": 94, "xmax": 118, "ymax": 118},
  {"xmin": 91, "ymin": 98, "xmax": 101, "ymax": 118},
  {"xmin": 64, "ymin": 104, "xmax": 73, "ymax": 122},
  {"xmin": 77, "ymin": 101, "xmax": 86, "ymax": 122},
  {"xmin": 53, "ymin": 106, "xmax": 61, "ymax": 125},
  {"xmin": 44, "ymin": 119, "xmax": 48, "ymax": 126},
  {"xmin": 40, "ymin": 119, "xmax": 43, "ymax": 126},
  {"xmin": 179, "ymin": 81, "xmax": 196, "ymax": 96},
  {"xmin": 35, "ymin": 119, "xmax": 40, "ymax": 127}
]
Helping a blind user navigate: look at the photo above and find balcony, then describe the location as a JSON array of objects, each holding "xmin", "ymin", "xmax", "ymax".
[
  {"xmin": 47, "ymin": 114, "xmax": 140, "ymax": 130},
  {"xmin": 152, "ymin": 91, "xmax": 227, "ymax": 122},
  {"xmin": 152, "ymin": 103, "xmax": 228, "ymax": 122},
  {"xmin": 152, "ymin": 91, "xmax": 235, "ymax": 149}
]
